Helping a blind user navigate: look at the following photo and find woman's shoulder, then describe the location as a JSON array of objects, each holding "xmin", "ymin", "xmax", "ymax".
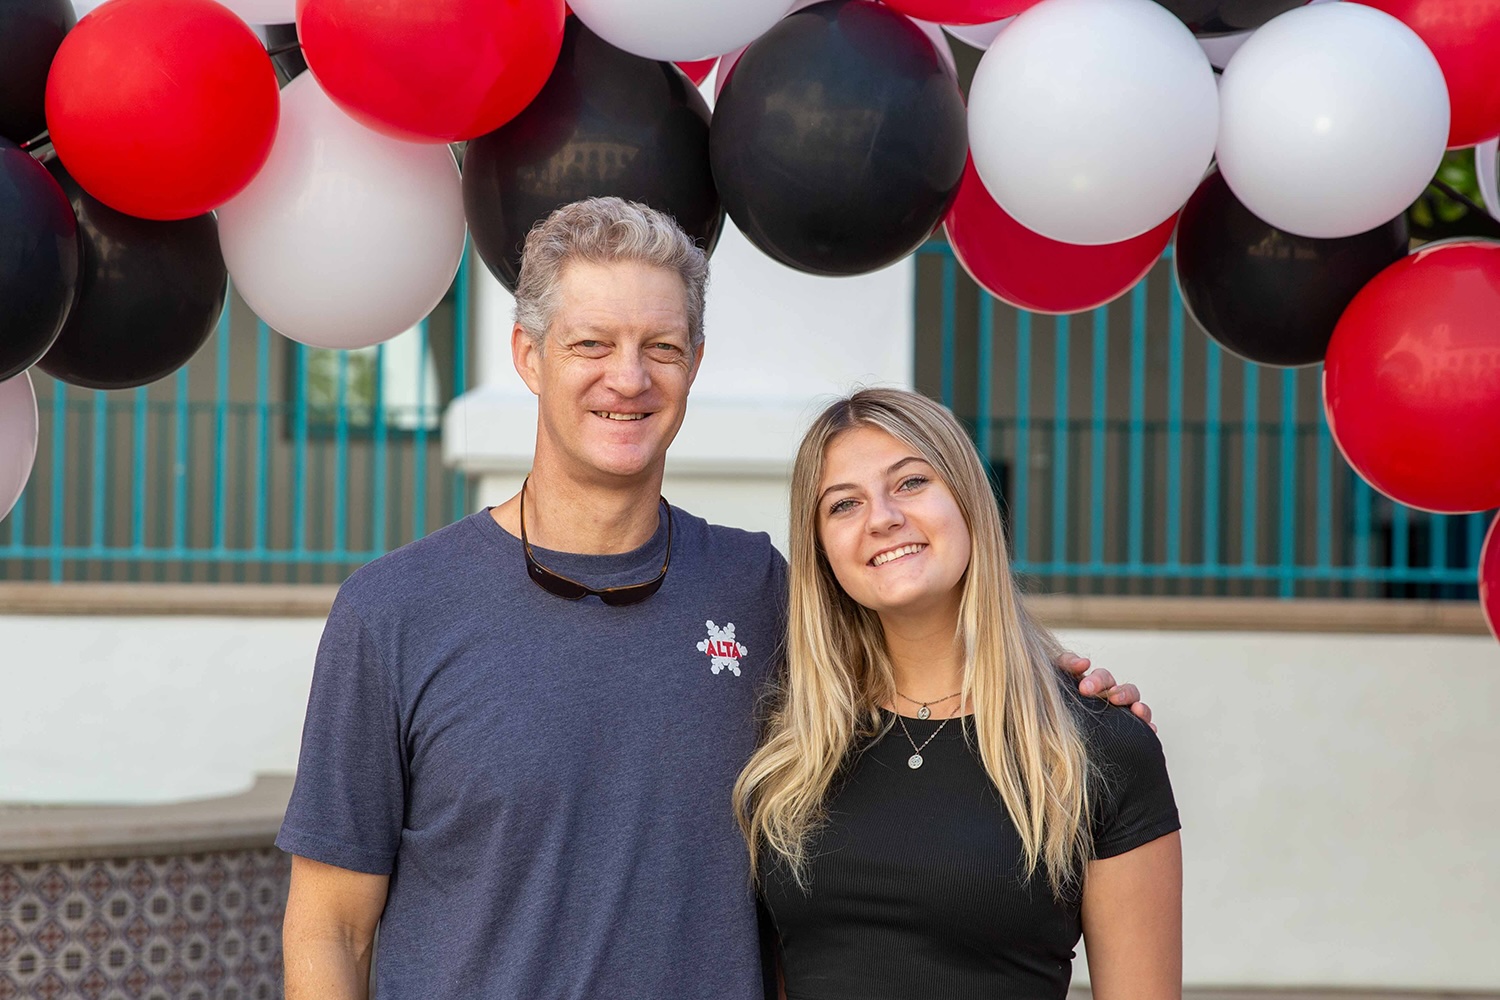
[{"xmin": 1054, "ymin": 671, "xmax": 1180, "ymax": 857}]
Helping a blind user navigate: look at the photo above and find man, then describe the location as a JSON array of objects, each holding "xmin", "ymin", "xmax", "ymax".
[{"xmin": 278, "ymin": 197, "xmax": 1149, "ymax": 999}]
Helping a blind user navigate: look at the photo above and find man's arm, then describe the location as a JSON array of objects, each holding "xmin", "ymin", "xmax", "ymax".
[
  {"xmin": 1057, "ymin": 651, "xmax": 1155, "ymax": 731},
  {"xmin": 283, "ymin": 855, "xmax": 390, "ymax": 1000}
]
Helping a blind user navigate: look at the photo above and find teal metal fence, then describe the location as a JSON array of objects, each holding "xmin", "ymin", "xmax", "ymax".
[
  {"xmin": 914, "ymin": 241, "xmax": 1491, "ymax": 600},
  {"xmin": 0, "ymin": 260, "xmax": 475, "ymax": 584}
]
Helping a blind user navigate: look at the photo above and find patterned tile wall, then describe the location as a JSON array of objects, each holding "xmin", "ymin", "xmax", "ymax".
[{"xmin": 0, "ymin": 847, "xmax": 289, "ymax": 1000}]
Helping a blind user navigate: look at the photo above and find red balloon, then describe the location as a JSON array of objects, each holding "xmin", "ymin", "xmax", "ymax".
[
  {"xmin": 44, "ymin": 0, "xmax": 278, "ymax": 221},
  {"xmin": 1352, "ymin": 0, "xmax": 1500, "ymax": 148},
  {"xmin": 298, "ymin": 0, "xmax": 566, "ymax": 144},
  {"xmin": 944, "ymin": 157, "xmax": 1174, "ymax": 314},
  {"xmin": 676, "ymin": 58, "xmax": 718, "ymax": 85},
  {"xmin": 1482, "ymin": 514, "xmax": 1500, "ymax": 641},
  {"xmin": 1323, "ymin": 241, "xmax": 1500, "ymax": 514},
  {"xmin": 881, "ymin": 0, "xmax": 1040, "ymax": 25}
]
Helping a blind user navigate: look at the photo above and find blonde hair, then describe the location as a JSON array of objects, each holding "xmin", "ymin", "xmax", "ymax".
[
  {"xmin": 514, "ymin": 196, "xmax": 709, "ymax": 347},
  {"xmin": 733, "ymin": 388, "xmax": 1093, "ymax": 897}
]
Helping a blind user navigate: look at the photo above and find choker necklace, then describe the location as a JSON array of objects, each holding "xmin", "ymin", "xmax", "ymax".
[
  {"xmin": 894, "ymin": 688, "xmax": 962, "ymax": 721},
  {"xmin": 895, "ymin": 714, "xmax": 951, "ymax": 770}
]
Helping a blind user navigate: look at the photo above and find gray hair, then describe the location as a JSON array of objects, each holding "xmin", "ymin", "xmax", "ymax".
[{"xmin": 513, "ymin": 197, "xmax": 710, "ymax": 347}]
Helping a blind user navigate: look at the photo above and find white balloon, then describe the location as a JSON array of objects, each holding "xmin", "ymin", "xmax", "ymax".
[
  {"xmin": 570, "ymin": 0, "xmax": 795, "ymax": 62},
  {"xmin": 941, "ymin": 16, "xmax": 1012, "ymax": 50},
  {"xmin": 0, "ymin": 372, "xmax": 39, "ymax": 525},
  {"xmin": 1198, "ymin": 29, "xmax": 1249, "ymax": 68},
  {"xmin": 75, "ymin": 0, "xmax": 295, "ymax": 24},
  {"xmin": 1217, "ymin": 3, "xmax": 1448, "ymax": 239},
  {"xmin": 217, "ymin": 74, "xmax": 466, "ymax": 350},
  {"xmin": 1475, "ymin": 139, "xmax": 1499, "ymax": 223},
  {"xmin": 211, "ymin": 0, "xmax": 295, "ymax": 24},
  {"xmin": 967, "ymin": 0, "xmax": 1218, "ymax": 245}
]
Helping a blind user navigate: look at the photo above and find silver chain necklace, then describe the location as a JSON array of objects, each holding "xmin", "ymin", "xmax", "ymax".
[
  {"xmin": 894, "ymin": 688, "xmax": 962, "ymax": 720},
  {"xmin": 895, "ymin": 712, "xmax": 952, "ymax": 770}
]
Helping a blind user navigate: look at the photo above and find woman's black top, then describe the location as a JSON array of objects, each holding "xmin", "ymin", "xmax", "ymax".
[{"xmin": 760, "ymin": 685, "xmax": 1180, "ymax": 1000}]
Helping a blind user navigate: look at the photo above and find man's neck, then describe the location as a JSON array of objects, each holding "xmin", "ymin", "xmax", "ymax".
[{"xmin": 491, "ymin": 467, "xmax": 665, "ymax": 556}]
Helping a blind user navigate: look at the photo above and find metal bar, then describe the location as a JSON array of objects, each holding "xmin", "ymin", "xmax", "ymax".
[
  {"xmin": 1278, "ymin": 369, "xmax": 1297, "ymax": 597},
  {"xmin": 372, "ymin": 343, "xmax": 388, "ymax": 553},
  {"xmin": 334, "ymin": 350, "xmax": 349, "ymax": 555},
  {"xmin": 254, "ymin": 322, "xmax": 270, "ymax": 554},
  {"xmin": 48, "ymin": 383, "xmax": 65, "ymax": 581},
  {"xmin": 91, "ymin": 391, "xmax": 106, "ymax": 552},
  {"xmin": 1052, "ymin": 315, "xmax": 1069, "ymax": 569},
  {"xmin": 37, "ymin": 540, "xmax": 1486, "ymax": 579},
  {"xmin": 1240, "ymin": 363, "xmax": 1260, "ymax": 572},
  {"xmin": 212, "ymin": 300, "xmax": 231, "ymax": 554},
  {"xmin": 941, "ymin": 255, "xmax": 957, "ymax": 409},
  {"xmin": 1203, "ymin": 340, "xmax": 1223, "ymax": 575},
  {"xmin": 413, "ymin": 321, "xmax": 431, "ymax": 539},
  {"xmin": 173, "ymin": 367, "xmax": 189, "ymax": 555},
  {"xmin": 1014, "ymin": 311, "xmax": 1032, "ymax": 561},
  {"xmin": 1128, "ymin": 284, "xmax": 1147, "ymax": 569},
  {"xmin": 977, "ymin": 294, "xmax": 994, "ymax": 462},
  {"xmin": 132, "ymin": 387, "xmax": 148, "ymax": 553},
  {"xmin": 1317, "ymin": 406, "xmax": 1333, "ymax": 573},
  {"xmin": 451, "ymin": 252, "xmax": 471, "ymax": 523},
  {"xmin": 1090, "ymin": 307, "xmax": 1108, "ymax": 568},
  {"xmin": 1167, "ymin": 281, "xmax": 1184, "ymax": 570},
  {"xmin": 293, "ymin": 342, "xmax": 309, "ymax": 557}
]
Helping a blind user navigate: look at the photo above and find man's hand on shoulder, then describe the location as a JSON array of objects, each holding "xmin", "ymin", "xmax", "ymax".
[{"xmin": 1056, "ymin": 651, "xmax": 1155, "ymax": 732}]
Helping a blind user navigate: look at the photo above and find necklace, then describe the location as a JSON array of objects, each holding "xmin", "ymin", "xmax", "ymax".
[
  {"xmin": 895, "ymin": 712, "xmax": 952, "ymax": 770},
  {"xmin": 894, "ymin": 688, "xmax": 962, "ymax": 721}
]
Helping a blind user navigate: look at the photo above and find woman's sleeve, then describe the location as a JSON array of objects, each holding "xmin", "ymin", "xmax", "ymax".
[{"xmin": 1080, "ymin": 698, "xmax": 1182, "ymax": 860}]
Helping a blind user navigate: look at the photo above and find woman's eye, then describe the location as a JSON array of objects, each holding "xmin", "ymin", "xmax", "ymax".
[
  {"xmin": 897, "ymin": 475, "xmax": 929, "ymax": 491},
  {"xmin": 827, "ymin": 497, "xmax": 857, "ymax": 516}
]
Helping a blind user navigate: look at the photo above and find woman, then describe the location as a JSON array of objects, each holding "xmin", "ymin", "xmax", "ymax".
[{"xmin": 735, "ymin": 388, "xmax": 1181, "ymax": 999}]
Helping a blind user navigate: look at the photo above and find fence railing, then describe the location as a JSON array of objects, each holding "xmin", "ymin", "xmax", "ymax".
[
  {"xmin": 0, "ymin": 261, "xmax": 475, "ymax": 584},
  {"xmin": 4, "ymin": 244, "xmax": 1489, "ymax": 598},
  {"xmin": 914, "ymin": 241, "xmax": 1491, "ymax": 599}
]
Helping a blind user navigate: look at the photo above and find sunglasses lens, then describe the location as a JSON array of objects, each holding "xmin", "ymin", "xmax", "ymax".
[
  {"xmin": 527, "ymin": 561, "xmax": 592, "ymax": 600},
  {"xmin": 597, "ymin": 575, "xmax": 666, "ymax": 607}
]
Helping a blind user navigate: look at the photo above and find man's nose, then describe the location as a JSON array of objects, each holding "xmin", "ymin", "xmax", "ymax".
[{"xmin": 602, "ymin": 350, "xmax": 652, "ymax": 396}]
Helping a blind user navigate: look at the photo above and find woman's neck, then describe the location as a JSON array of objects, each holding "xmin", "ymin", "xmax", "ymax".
[{"xmin": 879, "ymin": 601, "xmax": 966, "ymax": 707}]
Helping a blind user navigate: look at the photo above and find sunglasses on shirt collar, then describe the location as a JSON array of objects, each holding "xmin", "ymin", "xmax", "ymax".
[{"xmin": 519, "ymin": 478, "xmax": 672, "ymax": 606}]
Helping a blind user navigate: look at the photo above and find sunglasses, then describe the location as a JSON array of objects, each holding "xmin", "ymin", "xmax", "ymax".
[{"xmin": 519, "ymin": 479, "xmax": 671, "ymax": 606}]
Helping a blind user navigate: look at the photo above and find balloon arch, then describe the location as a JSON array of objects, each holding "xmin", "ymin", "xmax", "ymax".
[{"xmin": 1, "ymin": 0, "xmax": 1498, "ymax": 619}]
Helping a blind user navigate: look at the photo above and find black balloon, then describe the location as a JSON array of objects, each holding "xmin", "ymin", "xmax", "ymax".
[
  {"xmin": 710, "ymin": 0, "xmax": 967, "ymax": 277},
  {"xmin": 1156, "ymin": 0, "xmax": 1304, "ymax": 36},
  {"xmin": 38, "ymin": 164, "xmax": 227, "ymax": 390},
  {"xmin": 463, "ymin": 18, "xmax": 722, "ymax": 291},
  {"xmin": 1174, "ymin": 170, "xmax": 1409, "ymax": 368},
  {"xmin": 0, "ymin": 0, "xmax": 75, "ymax": 145},
  {"xmin": 0, "ymin": 143, "xmax": 78, "ymax": 382}
]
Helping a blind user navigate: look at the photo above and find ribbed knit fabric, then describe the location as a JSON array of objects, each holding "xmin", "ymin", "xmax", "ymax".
[{"xmin": 760, "ymin": 687, "xmax": 1180, "ymax": 1000}]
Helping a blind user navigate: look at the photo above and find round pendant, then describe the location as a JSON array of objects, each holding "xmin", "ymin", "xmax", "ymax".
[
  {"xmin": 917, "ymin": 706, "xmax": 931, "ymax": 720},
  {"xmin": 908, "ymin": 754, "xmax": 924, "ymax": 769}
]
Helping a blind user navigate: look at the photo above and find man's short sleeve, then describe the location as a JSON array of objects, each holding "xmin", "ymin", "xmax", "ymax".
[{"xmin": 276, "ymin": 591, "xmax": 406, "ymax": 875}]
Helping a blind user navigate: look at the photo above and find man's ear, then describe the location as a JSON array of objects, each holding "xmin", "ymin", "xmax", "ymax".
[{"xmin": 512, "ymin": 324, "xmax": 543, "ymax": 396}]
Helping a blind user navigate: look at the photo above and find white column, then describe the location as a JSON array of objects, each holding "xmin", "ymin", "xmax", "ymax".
[{"xmin": 444, "ymin": 221, "xmax": 915, "ymax": 553}]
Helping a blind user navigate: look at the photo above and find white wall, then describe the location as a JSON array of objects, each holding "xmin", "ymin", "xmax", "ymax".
[{"xmin": 2, "ymin": 613, "xmax": 1497, "ymax": 990}]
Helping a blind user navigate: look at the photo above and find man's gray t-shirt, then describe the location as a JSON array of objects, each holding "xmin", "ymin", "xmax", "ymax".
[{"xmin": 277, "ymin": 505, "xmax": 787, "ymax": 999}]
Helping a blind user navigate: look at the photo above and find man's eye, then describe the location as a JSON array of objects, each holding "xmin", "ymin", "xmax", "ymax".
[
  {"xmin": 828, "ymin": 497, "xmax": 857, "ymax": 515},
  {"xmin": 651, "ymin": 343, "xmax": 682, "ymax": 354}
]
